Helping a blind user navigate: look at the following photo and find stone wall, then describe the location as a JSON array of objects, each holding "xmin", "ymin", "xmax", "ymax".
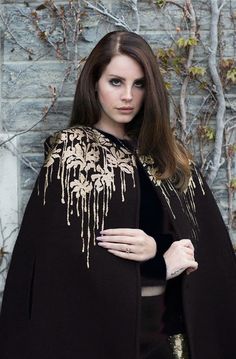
[{"xmin": 0, "ymin": 0, "xmax": 235, "ymax": 304}]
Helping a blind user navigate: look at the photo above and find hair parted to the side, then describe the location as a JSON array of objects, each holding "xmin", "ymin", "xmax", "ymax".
[{"xmin": 70, "ymin": 31, "xmax": 191, "ymax": 190}]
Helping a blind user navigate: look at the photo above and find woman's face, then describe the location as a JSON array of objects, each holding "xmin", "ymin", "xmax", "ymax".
[{"xmin": 96, "ymin": 54, "xmax": 145, "ymax": 135}]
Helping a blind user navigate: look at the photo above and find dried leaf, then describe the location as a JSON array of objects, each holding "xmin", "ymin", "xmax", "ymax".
[
  {"xmin": 38, "ymin": 31, "xmax": 48, "ymax": 40},
  {"xmin": 221, "ymin": 58, "xmax": 234, "ymax": 69},
  {"xmin": 36, "ymin": 4, "xmax": 47, "ymax": 11},
  {"xmin": 198, "ymin": 126, "xmax": 215, "ymax": 141},
  {"xmin": 31, "ymin": 10, "xmax": 40, "ymax": 19},
  {"xmin": 228, "ymin": 144, "xmax": 236, "ymax": 157}
]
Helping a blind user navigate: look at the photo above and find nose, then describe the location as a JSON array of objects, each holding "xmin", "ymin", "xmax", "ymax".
[{"xmin": 121, "ymin": 86, "xmax": 133, "ymax": 102}]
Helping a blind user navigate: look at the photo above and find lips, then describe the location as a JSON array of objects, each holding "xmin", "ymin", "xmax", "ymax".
[
  {"xmin": 116, "ymin": 107, "xmax": 134, "ymax": 114},
  {"xmin": 117, "ymin": 107, "xmax": 134, "ymax": 110}
]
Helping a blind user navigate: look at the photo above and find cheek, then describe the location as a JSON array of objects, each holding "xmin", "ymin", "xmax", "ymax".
[{"xmin": 97, "ymin": 86, "xmax": 115, "ymax": 109}]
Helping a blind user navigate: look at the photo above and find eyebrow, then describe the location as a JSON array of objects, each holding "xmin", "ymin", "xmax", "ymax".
[{"xmin": 108, "ymin": 74, "xmax": 145, "ymax": 81}]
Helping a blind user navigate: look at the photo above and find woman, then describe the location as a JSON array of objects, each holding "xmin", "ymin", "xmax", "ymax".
[{"xmin": 0, "ymin": 31, "xmax": 236, "ymax": 359}]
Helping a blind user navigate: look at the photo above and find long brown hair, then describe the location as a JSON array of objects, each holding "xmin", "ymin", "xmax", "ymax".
[{"xmin": 70, "ymin": 31, "xmax": 191, "ymax": 189}]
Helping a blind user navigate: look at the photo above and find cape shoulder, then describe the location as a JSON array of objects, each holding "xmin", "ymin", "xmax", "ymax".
[{"xmin": 38, "ymin": 126, "xmax": 137, "ymax": 268}]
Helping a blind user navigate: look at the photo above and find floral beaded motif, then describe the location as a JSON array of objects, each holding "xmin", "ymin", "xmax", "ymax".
[{"xmin": 42, "ymin": 126, "xmax": 137, "ymax": 268}]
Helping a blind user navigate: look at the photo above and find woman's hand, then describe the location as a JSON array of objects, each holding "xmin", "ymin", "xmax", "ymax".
[
  {"xmin": 96, "ymin": 228, "xmax": 157, "ymax": 262},
  {"xmin": 163, "ymin": 239, "xmax": 198, "ymax": 280}
]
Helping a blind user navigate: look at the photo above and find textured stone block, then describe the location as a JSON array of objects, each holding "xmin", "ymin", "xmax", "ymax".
[
  {"xmin": 19, "ymin": 131, "xmax": 52, "ymax": 153},
  {"xmin": 2, "ymin": 3, "xmax": 91, "ymax": 62},
  {"xmin": 2, "ymin": 61, "xmax": 77, "ymax": 99},
  {"xmin": 2, "ymin": 98, "xmax": 73, "ymax": 131}
]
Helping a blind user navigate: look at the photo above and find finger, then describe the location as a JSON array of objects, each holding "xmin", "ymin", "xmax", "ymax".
[
  {"xmin": 186, "ymin": 268, "xmax": 196, "ymax": 275},
  {"xmin": 183, "ymin": 247, "xmax": 195, "ymax": 257},
  {"xmin": 186, "ymin": 260, "xmax": 198, "ymax": 270},
  {"xmin": 178, "ymin": 239, "xmax": 194, "ymax": 250},
  {"xmin": 100, "ymin": 228, "xmax": 141, "ymax": 236},
  {"xmin": 107, "ymin": 249, "xmax": 139, "ymax": 261},
  {"xmin": 97, "ymin": 241, "xmax": 135, "ymax": 253},
  {"xmin": 96, "ymin": 235, "xmax": 134, "ymax": 244}
]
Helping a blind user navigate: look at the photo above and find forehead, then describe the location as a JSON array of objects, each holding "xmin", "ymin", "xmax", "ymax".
[{"xmin": 102, "ymin": 54, "xmax": 144, "ymax": 78}]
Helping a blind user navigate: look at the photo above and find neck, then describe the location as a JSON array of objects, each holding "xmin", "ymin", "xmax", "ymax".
[{"xmin": 93, "ymin": 122, "xmax": 129, "ymax": 140}]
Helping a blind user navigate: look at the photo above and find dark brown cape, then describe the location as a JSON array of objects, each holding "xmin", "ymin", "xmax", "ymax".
[{"xmin": 0, "ymin": 126, "xmax": 236, "ymax": 359}]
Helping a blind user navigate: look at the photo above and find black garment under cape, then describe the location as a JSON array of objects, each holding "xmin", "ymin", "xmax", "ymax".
[{"xmin": 0, "ymin": 126, "xmax": 236, "ymax": 359}]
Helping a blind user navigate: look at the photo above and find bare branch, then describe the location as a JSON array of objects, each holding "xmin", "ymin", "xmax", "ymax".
[
  {"xmin": 224, "ymin": 129, "xmax": 234, "ymax": 228},
  {"xmin": 1, "ymin": 135, "xmax": 39, "ymax": 174},
  {"xmin": 81, "ymin": 0, "xmax": 133, "ymax": 31},
  {"xmin": 165, "ymin": 1, "xmax": 186, "ymax": 11},
  {"xmin": 225, "ymin": 116, "xmax": 236, "ymax": 126},
  {"xmin": 227, "ymin": 124, "xmax": 236, "ymax": 133},
  {"xmin": 206, "ymin": 0, "xmax": 227, "ymax": 185},
  {"xmin": 179, "ymin": 0, "xmax": 197, "ymax": 138},
  {"xmin": 186, "ymin": 94, "xmax": 211, "ymax": 135},
  {"xmin": 130, "ymin": 0, "xmax": 140, "ymax": 33},
  {"xmin": 0, "ymin": 12, "xmax": 34, "ymax": 55},
  {"xmin": 219, "ymin": 0, "xmax": 226, "ymax": 12},
  {"xmin": 0, "ymin": 97, "xmax": 56, "ymax": 148},
  {"xmin": 0, "ymin": 57, "xmax": 74, "ymax": 149}
]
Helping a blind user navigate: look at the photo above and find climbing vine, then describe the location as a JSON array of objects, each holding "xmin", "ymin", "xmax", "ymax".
[{"xmin": 0, "ymin": 0, "xmax": 235, "ymax": 274}]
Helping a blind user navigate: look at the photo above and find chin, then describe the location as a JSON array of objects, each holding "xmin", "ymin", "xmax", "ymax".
[{"xmin": 115, "ymin": 117, "xmax": 134, "ymax": 124}]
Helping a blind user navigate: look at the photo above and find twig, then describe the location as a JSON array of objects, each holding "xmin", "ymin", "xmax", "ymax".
[
  {"xmin": 2, "ymin": 136, "xmax": 39, "ymax": 174},
  {"xmin": 0, "ymin": 56, "xmax": 74, "ymax": 149},
  {"xmin": 186, "ymin": 94, "xmax": 211, "ymax": 136},
  {"xmin": 81, "ymin": 0, "xmax": 133, "ymax": 31},
  {"xmin": 225, "ymin": 116, "xmax": 236, "ymax": 126},
  {"xmin": 0, "ymin": 12, "xmax": 34, "ymax": 55},
  {"xmin": 130, "ymin": 0, "xmax": 140, "ymax": 33},
  {"xmin": 179, "ymin": 0, "xmax": 197, "ymax": 139},
  {"xmin": 206, "ymin": 0, "xmax": 227, "ymax": 185},
  {"xmin": 17, "ymin": 7, "xmax": 65, "ymax": 60},
  {"xmin": 0, "ymin": 220, "xmax": 18, "ymax": 243},
  {"xmin": 0, "ymin": 95, "xmax": 57, "ymax": 147},
  {"xmin": 165, "ymin": 0, "xmax": 186, "ymax": 11},
  {"xmin": 227, "ymin": 124, "xmax": 236, "ymax": 133},
  {"xmin": 224, "ymin": 130, "xmax": 234, "ymax": 228}
]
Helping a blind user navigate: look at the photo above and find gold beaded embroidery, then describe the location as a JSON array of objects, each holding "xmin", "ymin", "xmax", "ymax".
[{"xmin": 41, "ymin": 126, "xmax": 136, "ymax": 268}]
